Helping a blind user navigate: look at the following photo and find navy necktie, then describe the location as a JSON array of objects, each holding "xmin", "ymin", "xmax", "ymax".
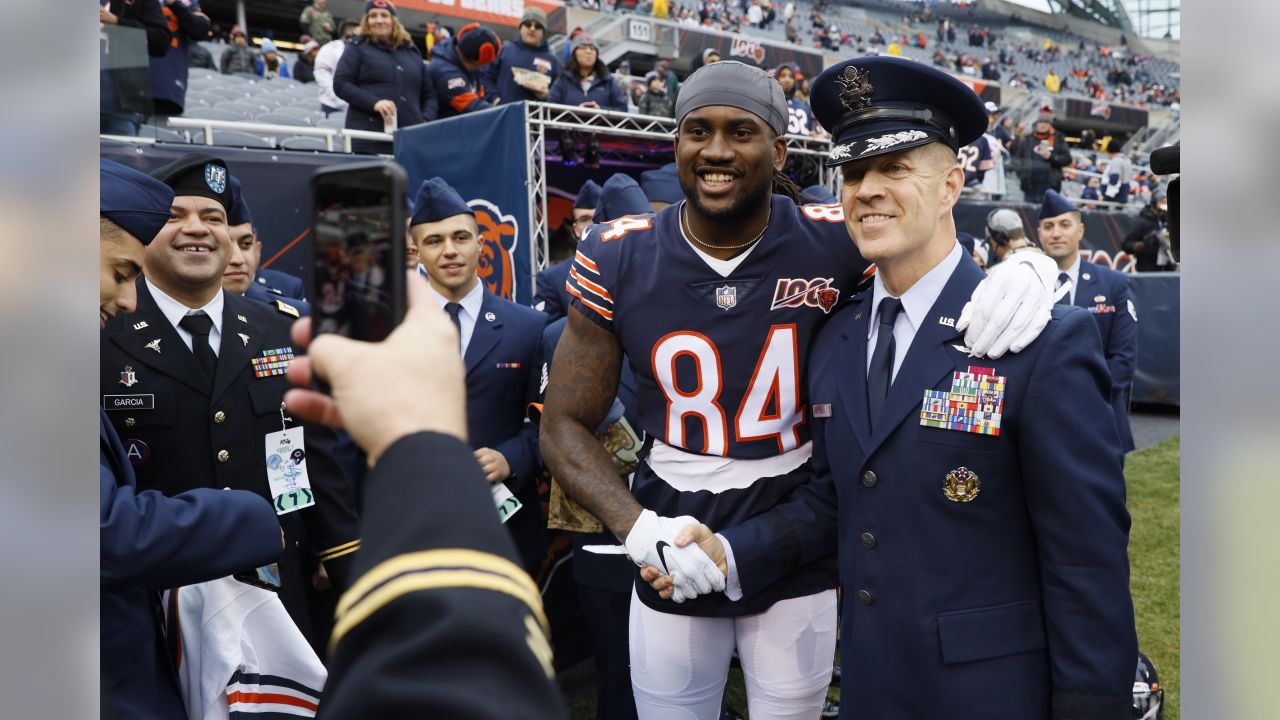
[
  {"xmin": 179, "ymin": 311, "xmax": 217, "ymax": 382},
  {"xmin": 1056, "ymin": 272, "xmax": 1072, "ymax": 305},
  {"xmin": 867, "ymin": 297, "xmax": 903, "ymax": 428},
  {"xmin": 445, "ymin": 303, "xmax": 463, "ymax": 351}
]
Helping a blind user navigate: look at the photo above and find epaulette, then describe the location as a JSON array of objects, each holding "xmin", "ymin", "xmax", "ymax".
[{"xmin": 274, "ymin": 300, "xmax": 300, "ymax": 318}]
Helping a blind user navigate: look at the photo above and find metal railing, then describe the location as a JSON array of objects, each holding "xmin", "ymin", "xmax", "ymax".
[{"xmin": 160, "ymin": 117, "xmax": 394, "ymax": 154}]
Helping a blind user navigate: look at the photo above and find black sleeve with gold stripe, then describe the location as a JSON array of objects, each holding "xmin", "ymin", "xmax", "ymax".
[
  {"xmin": 318, "ymin": 432, "xmax": 566, "ymax": 720},
  {"xmin": 298, "ymin": 420, "xmax": 361, "ymax": 591}
]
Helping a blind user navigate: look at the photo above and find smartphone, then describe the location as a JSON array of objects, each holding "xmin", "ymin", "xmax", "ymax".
[
  {"xmin": 309, "ymin": 161, "xmax": 408, "ymax": 353},
  {"xmin": 233, "ymin": 563, "xmax": 282, "ymax": 592}
]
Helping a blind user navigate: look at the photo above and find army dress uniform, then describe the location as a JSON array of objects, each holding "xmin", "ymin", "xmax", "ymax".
[{"xmin": 102, "ymin": 279, "xmax": 361, "ymax": 644}]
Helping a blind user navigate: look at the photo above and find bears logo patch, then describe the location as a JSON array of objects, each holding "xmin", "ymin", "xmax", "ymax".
[{"xmin": 771, "ymin": 278, "xmax": 840, "ymax": 314}]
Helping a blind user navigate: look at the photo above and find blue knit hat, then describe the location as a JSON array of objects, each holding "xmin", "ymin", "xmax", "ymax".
[{"xmin": 364, "ymin": 0, "xmax": 396, "ymax": 15}]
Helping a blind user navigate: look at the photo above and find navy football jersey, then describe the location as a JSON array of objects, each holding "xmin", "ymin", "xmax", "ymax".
[
  {"xmin": 785, "ymin": 97, "xmax": 816, "ymax": 136},
  {"xmin": 958, "ymin": 137, "xmax": 993, "ymax": 186},
  {"xmin": 567, "ymin": 196, "xmax": 871, "ymax": 461}
]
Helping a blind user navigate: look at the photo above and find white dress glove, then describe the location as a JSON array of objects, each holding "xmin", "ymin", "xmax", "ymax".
[
  {"xmin": 956, "ymin": 250, "xmax": 1057, "ymax": 358},
  {"xmin": 625, "ymin": 509, "xmax": 726, "ymax": 603}
]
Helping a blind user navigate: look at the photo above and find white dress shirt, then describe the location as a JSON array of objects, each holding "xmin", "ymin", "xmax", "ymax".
[
  {"xmin": 1058, "ymin": 256, "xmax": 1081, "ymax": 305},
  {"xmin": 867, "ymin": 242, "xmax": 963, "ymax": 381},
  {"xmin": 424, "ymin": 277, "xmax": 484, "ymax": 356},
  {"xmin": 146, "ymin": 278, "xmax": 225, "ymax": 357}
]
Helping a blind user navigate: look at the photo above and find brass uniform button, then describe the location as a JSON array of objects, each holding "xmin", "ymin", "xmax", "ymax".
[
  {"xmin": 213, "ymin": 410, "xmax": 226, "ymax": 424},
  {"xmin": 862, "ymin": 470, "xmax": 877, "ymax": 488},
  {"xmin": 124, "ymin": 417, "xmax": 136, "ymax": 427},
  {"xmin": 856, "ymin": 589, "xmax": 874, "ymax": 605},
  {"xmin": 217, "ymin": 449, "xmax": 230, "ymax": 463},
  {"xmin": 280, "ymin": 401, "xmax": 287, "ymax": 410},
  {"xmin": 860, "ymin": 532, "xmax": 876, "ymax": 549}
]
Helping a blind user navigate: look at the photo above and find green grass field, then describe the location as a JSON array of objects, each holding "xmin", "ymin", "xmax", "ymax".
[{"xmin": 571, "ymin": 436, "xmax": 1181, "ymax": 719}]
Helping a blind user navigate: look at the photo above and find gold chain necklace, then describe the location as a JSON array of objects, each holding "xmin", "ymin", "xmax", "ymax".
[{"xmin": 681, "ymin": 200, "xmax": 771, "ymax": 252}]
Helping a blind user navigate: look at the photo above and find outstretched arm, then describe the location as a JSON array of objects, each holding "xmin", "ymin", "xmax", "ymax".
[{"xmin": 539, "ymin": 308, "xmax": 640, "ymax": 541}]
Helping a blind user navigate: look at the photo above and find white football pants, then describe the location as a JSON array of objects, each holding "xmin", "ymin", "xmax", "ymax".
[{"xmin": 629, "ymin": 588, "xmax": 837, "ymax": 720}]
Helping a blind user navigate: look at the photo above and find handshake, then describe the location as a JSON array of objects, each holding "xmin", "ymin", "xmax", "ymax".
[{"xmin": 626, "ymin": 510, "xmax": 729, "ymax": 603}]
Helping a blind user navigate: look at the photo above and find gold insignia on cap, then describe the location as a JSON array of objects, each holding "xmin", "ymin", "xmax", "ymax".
[
  {"xmin": 943, "ymin": 466, "xmax": 980, "ymax": 502},
  {"xmin": 835, "ymin": 66, "xmax": 873, "ymax": 111}
]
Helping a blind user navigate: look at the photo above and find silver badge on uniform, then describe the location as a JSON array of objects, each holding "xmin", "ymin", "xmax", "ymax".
[
  {"xmin": 119, "ymin": 366, "xmax": 138, "ymax": 387},
  {"xmin": 132, "ymin": 321, "xmax": 149, "ymax": 331},
  {"xmin": 145, "ymin": 338, "xmax": 162, "ymax": 354},
  {"xmin": 485, "ymin": 311, "xmax": 496, "ymax": 322}
]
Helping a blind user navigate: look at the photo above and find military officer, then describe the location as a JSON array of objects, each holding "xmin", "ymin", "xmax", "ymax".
[
  {"xmin": 100, "ymin": 153, "xmax": 361, "ymax": 648},
  {"xmin": 655, "ymin": 56, "xmax": 1137, "ymax": 719},
  {"xmin": 223, "ymin": 176, "xmax": 312, "ymax": 315},
  {"xmin": 639, "ymin": 162, "xmax": 681, "ymax": 212},
  {"xmin": 1038, "ymin": 189, "xmax": 1138, "ymax": 455},
  {"xmin": 99, "ymin": 158, "xmax": 283, "ymax": 720},
  {"xmin": 533, "ymin": 179, "xmax": 600, "ymax": 320},
  {"xmin": 411, "ymin": 176, "xmax": 550, "ymax": 577}
]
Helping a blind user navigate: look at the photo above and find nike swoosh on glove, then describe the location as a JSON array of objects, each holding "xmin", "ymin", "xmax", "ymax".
[
  {"xmin": 625, "ymin": 510, "xmax": 726, "ymax": 603},
  {"xmin": 956, "ymin": 250, "xmax": 1056, "ymax": 358}
]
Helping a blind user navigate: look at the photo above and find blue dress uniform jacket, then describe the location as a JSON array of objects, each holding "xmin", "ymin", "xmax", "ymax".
[
  {"xmin": 245, "ymin": 284, "xmax": 311, "ymax": 317},
  {"xmin": 724, "ymin": 255, "xmax": 1137, "ymax": 719},
  {"xmin": 101, "ymin": 281, "xmax": 361, "ymax": 644},
  {"xmin": 465, "ymin": 290, "xmax": 549, "ymax": 575},
  {"xmin": 101, "ymin": 410, "xmax": 280, "ymax": 720},
  {"xmin": 318, "ymin": 432, "xmax": 565, "ymax": 719},
  {"xmin": 255, "ymin": 268, "xmax": 307, "ymax": 301},
  {"xmin": 532, "ymin": 259, "xmax": 571, "ymax": 321},
  {"xmin": 1074, "ymin": 259, "xmax": 1137, "ymax": 453}
]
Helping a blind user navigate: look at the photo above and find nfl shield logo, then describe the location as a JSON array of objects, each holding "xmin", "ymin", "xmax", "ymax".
[
  {"xmin": 120, "ymin": 365, "xmax": 137, "ymax": 387},
  {"xmin": 204, "ymin": 163, "xmax": 227, "ymax": 194},
  {"xmin": 715, "ymin": 285, "xmax": 737, "ymax": 311}
]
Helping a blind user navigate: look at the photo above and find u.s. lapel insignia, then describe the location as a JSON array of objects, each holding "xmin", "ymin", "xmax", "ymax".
[
  {"xmin": 132, "ymin": 321, "xmax": 149, "ymax": 331},
  {"xmin": 920, "ymin": 366, "xmax": 1005, "ymax": 436},
  {"xmin": 237, "ymin": 314, "xmax": 248, "ymax": 323},
  {"xmin": 119, "ymin": 365, "xmax": 138, "ymax": 387},
  {"xmin": 938, "ymin": 316, "xmax": 956, "ymax": 327},
  {"xmin": 145, "ymin": 338, "xmax": 162, "ymax": 354},
  {"xmin": 485, "ymin": 311, "xmax": 496, "ymax": 322},
  {"xmin": 238, "ymin": 333, "xmax": 250, "ymax": 347},
  {"xmin": 943, "ymin": 467, "xmax": 980, "ymax": 502}
]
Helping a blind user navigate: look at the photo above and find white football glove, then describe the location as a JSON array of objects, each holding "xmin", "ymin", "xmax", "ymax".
[
  {"xmin": 625, "ymin": 509, "xmax": 726, "ymax": 603},
  {"xmin": 956, "ymin": 250, "xmax": 1057, "ymax": 358}
]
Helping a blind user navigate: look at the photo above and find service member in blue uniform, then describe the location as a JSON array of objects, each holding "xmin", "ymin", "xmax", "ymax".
[
  {"xmin": 411, "ymin": 176, "xmax": 550, "ymax": 577},
  {"xmin": 99, "ymin": 158, "xmax": 283, "ymax": 720},
  {"xmin": 640, "ymin": 163, "xmax": 681, "ymax": 212},
  {"xmin": 533, "ymin": 179, "xmax": 600, "ymax": 320},
  {"xmin": 281, "ymin": 276, "xmax": 565, "ymax": 720},
  {"xmin": 658, "ymin": 56, "xmax": 1138, "ymax": 720},
  {"xmin": 1038, "ymin": 189, "xmax": 1138, "ymax": 454},
  {"xmin": 100, "ymin": 153, "xmax": 362, "ymax": 649},
  {"xmin": 223, "ymin": 176, "xmax": 312, "ymax": 315}
]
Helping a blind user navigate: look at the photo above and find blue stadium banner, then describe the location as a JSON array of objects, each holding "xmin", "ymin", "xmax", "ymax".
[{"xmin": 396, "ymin": 103, "xmax": 533, "ymax": 304}]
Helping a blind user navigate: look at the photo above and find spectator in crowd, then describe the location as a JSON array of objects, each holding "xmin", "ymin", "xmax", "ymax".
[
  {"xmin": 99, "ymin": 0, "xmax": 169, "ymax": 135},
  {"xmin": 335, "ymin": 0, "xmax": 437, "ymax": 154},
  {"xmin": 1012, "ymin": 110, "xmax": 1071, "ymax": 203},
  {"xmin": 638, "ymin": 71, "xmax": 674, "ymax": 117},
  {"xmin": 99, "ymin": 158, "xmax": 283, "ymax": 720},
  {"xmin": 1121, "ymin": 189, "xmax": 1173, "ymax": 272},
  {"xmin": 785, "ymin": 16, "xmax": 799, "ymax": 44},
  {"xmin": 1101, "ymin": 148, "xmax": 1133, "ymax": 205},
  {"xmin": 1079, "ymin": 176, "xmax": 1102, "ymax": 208},
  {"xmin": 315, "ymin": 20, "xmax": 359, "ymax": 116},
  {"xmin": 1044, "ymin": 68, "xmax": 1062, "ymax": 92},
  {"xmin": 300, "ymin": 0, "xmax": 335, "ymax": 44},
  {"xmin": 1039, "ymin": 190, "xmax": 1137, "ymax": 456},
  {"xmin": 655, "ymin": 58, "xmax": 679, "ymax": 104},
  {"xmin": 427, "ymin": 24, "xmax": 502, "ymax": 118},
  {"xmin": 481, "ymin": 7, "xmax": 559, "ymax": 105},
  {"xmin": 887, "ymin": 39, "xmax": 902, "ymax": 56},
  {"xmin": 189, "ymin": 41, "xmax": 214, "ymax": 69},
  {"xmin": 984, "ymin": 207, "xmax": 1036, "ymax": 267},
  {"xmin": 255, "ymin": 39, "xmax": 291, "ymax": 79},
  {"xmin": 653, "ymin": 0, "xmax": 670, "ymax": 19},
  {"xmin": 549, "ymin": 35, "xmax": 627, "ymax": 111},
  {"xmin": 220, "ymin": 25, "xmax": 256, "ymax": 75},
  {"xmin": 293, "ymin": 40, "xmax": 319, "ymax": 83},
  {"xmin": 746, "ymin": 0, "xmax": 763, "ymax": 28},
  {"xmin": 150, "ymin": 0, "xmax": 210, "ymax": 117},
  {"xmin": 976, "ymin": 101, "xmax": 1006, "ymax": 198},
  {"xmin": 775, "ymin": 63, "xmax": 817, "ymax": 136},
  {"xmin": 409, "ymin": 178, "xmax": 549, "ymax": 576},
  {"xmin": 696, "ymin": 48, "xmax": 721, "ymax": 69},
  {"xmin": 991, "ymin": 113, "xmax": 1014, "ymax": 150}
]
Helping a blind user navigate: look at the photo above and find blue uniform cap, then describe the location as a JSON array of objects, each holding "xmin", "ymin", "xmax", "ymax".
[
  {"xmin": 640, "ymin": 163, "xmax": 681, "ymax": 205},
  {"xmin": 956, "ymin": 230, "xmax": 977, "ymax": 255},
  {"xmin": 1039, "ymin": 189, "xmax": 1078, "ymax": 220},
  {"xmin": 811, "ymin": 56, "xmax": 987, "ymax": 167},
  {"xmin": 228, "ymin": 176, "xmax": 252, "ymax": 226},
  {"xmin": 574, "ymin": 179, "xmax": 601, "ymax": 210},
  {"xmin": 593, "ymin": 173, "xmax": 650, "ymax": 223},
  {"xmin": 149, "ymin": 152, "xmax": 234, "ymax": 211},
  {"xmin": 100, "ymin": 158, "xmax": 174, "ymax": 246},
  {"xmin": 410, "ymin": 177, "xmax": 472, "ymax": 226},
  {"xmin": 799, "ymin": 184, "xmax": 837, "ymax": 205}
]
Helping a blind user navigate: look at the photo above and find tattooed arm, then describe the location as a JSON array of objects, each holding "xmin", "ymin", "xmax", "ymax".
[{"xmin": 539, "ymin": 307, "xmax": 643, "ymax": 541}]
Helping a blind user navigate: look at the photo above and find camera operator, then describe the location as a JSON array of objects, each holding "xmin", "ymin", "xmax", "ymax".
[{"xmin": 1122, "ymin": 188, "xmax": 1174, "ymax": 271}]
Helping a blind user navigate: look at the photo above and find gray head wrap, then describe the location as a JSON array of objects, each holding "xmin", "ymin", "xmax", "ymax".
[{"xmin": 674, "ymin": 61, "xmax": 788, "ymax": 136}]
